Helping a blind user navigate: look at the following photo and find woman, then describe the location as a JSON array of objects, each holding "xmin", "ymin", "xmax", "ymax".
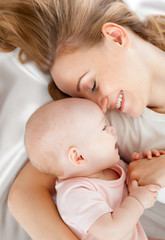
[{"xmin": 0, "ymin": 0, "xmax": 165, "ymax": 239}]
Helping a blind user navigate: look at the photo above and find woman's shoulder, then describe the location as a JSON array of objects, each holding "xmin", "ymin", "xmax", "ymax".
[
  {"xmin": 105, "ymin": 109, "xmax": 134, "ymax": 128},
  {"xmin": 106, "ymin": 108, "xmax": 165, "ymax": 163},
  {"xmin": 106, "ymin": 107, "xmax": 165, "ymax": 126},
  {"xmin": 143, "ymin": 107, "xmax": 165, "ymax": 121}
]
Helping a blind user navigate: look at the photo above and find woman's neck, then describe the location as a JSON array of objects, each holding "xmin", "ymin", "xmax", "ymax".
[
  {"xmin": 149, "ymin": 47, "xmax": 165, "ymax": 113},
  {"xmin": 139, "ymin": 36, "xmax": 165, "ymax": 112},
  {"xmin": 128, "ymin": 29, "xmax": 165, "ymax": 113}
]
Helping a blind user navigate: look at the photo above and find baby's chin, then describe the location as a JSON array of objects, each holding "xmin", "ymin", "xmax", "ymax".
[{"xmin": 115, "ymin": 153, "xmax": 120, "ymax": 164}]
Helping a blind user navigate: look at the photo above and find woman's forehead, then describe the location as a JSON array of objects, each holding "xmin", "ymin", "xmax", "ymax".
[
  {"xmin": 51, "ymin": 44, "xmax": 107, "ymax": 90},
  {"xmin": 51, "ymin": 43, "xmax": 105, "ymax": 76},
  {"xmin": 51, "ymin": 54, "xmax": 89, "ymax": 94}
]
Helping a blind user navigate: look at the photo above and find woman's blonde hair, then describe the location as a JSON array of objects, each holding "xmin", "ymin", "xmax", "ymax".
[{"xmin": 1, "ymin": 0, "xmax": 165, "ymax": 100}]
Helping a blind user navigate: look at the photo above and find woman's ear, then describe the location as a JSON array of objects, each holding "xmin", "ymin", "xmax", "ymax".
[
  {"xmin": 68, "ymin": 147, "xmax": 87, "ymax": 166},
  {"xmin": 101, "ymin": 22, "xmax": 130, "ymax": 47}
]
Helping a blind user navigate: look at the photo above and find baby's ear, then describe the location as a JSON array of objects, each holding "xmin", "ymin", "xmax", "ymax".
[{"xmin": 68, "ymin": 147, "xmax": 87, "ymax": 166}]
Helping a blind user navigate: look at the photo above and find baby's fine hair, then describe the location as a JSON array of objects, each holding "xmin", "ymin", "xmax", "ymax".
[{"xmin": 1, "ymin": 0, "xmax": 165, "ymax": 98}]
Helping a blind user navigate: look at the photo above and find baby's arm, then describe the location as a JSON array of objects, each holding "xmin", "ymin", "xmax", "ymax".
[
  {"xmin": 88, "ymin": 181, "xmax": 159, "ymax": 240},
  {"xmin": 8, "ymin": 161, "xmax": 78, "ymax": 240}
]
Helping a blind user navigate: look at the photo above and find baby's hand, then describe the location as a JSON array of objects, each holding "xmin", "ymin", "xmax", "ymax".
[
  {"xmin": 132, "ymin": 149, "xmax": 165, "ymax": 160},
  {"xmin": 128, "ymin": 180, "xmax": 160, "ymax": 209}
]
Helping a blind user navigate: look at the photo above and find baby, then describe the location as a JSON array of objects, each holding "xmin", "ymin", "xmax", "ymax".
[{"xmin": 25, "ymin": 98, "xmax": 162, "ymax": 240}]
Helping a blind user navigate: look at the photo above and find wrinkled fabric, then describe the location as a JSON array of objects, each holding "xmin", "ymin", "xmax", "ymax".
[
  {"xmin": 0, "ymin": 49, "xmax": 51, "ymax": 240},
  {"xmin": 106, "ymin": 108, "xmax": 165, "ymax": 238},
  {"xmin": 56, "ymin": 162, "xmax": 147, "ymax": 240},
  {"xmin": 124, "ymin": 0, "xmax": 165, "ymax": 19},
  {"xmin": 1, "ymin": 1, "xmax": 165, "ymax": 239}
]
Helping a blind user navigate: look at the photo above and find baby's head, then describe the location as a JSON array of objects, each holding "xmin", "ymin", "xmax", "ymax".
[{"xmin": 25, "ymin": 98, "xmax": 119, "ymax": 179}]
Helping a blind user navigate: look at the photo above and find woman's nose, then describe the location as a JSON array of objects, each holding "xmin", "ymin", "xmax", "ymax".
[{"xmin": 98, "ymin": 96, "xmax": 108, "ymax": 113}]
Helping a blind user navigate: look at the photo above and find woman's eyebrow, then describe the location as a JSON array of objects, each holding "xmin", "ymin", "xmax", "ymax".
[{"xmin": 77, "ymin": 72, "xmax": 88, "ymax": 92}]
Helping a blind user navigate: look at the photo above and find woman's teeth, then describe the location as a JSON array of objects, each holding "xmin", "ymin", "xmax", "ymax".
[{"xmin": 116, "ymin": 90, "xmax": 123, "ymax": 109}]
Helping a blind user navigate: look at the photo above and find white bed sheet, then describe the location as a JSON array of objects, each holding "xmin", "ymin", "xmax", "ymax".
[
  {"xmin": 0, "ymin": 49, "xmax": 52, "ymax": 240},
  {"xmin": 0, "ymin": 1, "xmax": 165, "ymax": 239}
]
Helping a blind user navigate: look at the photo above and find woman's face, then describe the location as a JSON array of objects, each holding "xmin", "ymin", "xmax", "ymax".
[{"xmin": 51, "ymin": 38, "xmax": 150, "ymax": 117}]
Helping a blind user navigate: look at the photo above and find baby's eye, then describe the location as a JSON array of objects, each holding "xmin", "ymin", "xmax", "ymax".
[
  {"xmin": 102, "ymin": 125, "xmax": 107, "ymax": 131},
  {"xmin": 91, "ymin": 80, "xmax": 96, "ymax": 92}
]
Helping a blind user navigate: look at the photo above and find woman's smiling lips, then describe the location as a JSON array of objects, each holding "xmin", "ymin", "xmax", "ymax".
[
  {"xmin": 102, "ymin": 90, "xmax": 124, "ymax": 113},
  {"xmin": 111, "ymin": 90, "xmax": 124, "ymax": 111},
  {"xmin": 116, "ymin": 90, "xmax": 123, "ymax": 109}
]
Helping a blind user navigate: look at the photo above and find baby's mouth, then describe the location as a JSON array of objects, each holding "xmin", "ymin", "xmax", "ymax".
[{"xmin": 115, "ymin": 90, "xmax": 123, "ymax": 110}]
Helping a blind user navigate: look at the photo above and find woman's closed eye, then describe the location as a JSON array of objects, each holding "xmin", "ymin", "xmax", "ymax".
[
  {"xmin": 91, "ymin": 80, "xmax": 96, "ymax": 92},
  {"xmin": 78, "ymin": 72, "xmax": 97, "ymax": 93},
  {"xmin": 84, "ymin": 79, "xmax": 97, "ymax": 93}
]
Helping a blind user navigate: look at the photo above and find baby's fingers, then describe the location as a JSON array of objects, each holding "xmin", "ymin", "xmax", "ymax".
[
  {"xmin": 132, "ymin": 149, "xmax": 165, "ymax": 161},
  {"xmin": 143, "ymin": 149, "xmax": 165, "ymax": 159},
  {"xmin": 142, "ymin": 150, "xmax": 153, "ymax": 159},
  {"xmin": 159, "ymin": 150, "xmax": 165, "ymax": 155},
  {"xmin": 131, "ymin": 152, "xmax": 140, "ymax": 160},
  {"xmin": 132, "ymin": 150, "xmax": 153, "ymax": 160},
  {"xmin": 150, "ymin": 149, "xmax": 160, "ymax": 157}
]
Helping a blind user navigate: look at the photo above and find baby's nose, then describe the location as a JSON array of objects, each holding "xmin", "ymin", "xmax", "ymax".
[{"xmin": 106, "ymin": 125, "xmax": 116, "ymax": 135}]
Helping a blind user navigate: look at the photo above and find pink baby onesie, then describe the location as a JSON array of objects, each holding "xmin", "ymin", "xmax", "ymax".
[{"xmin": 56, "ymin": 160, "xmax": 147, "ymax": 240}]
